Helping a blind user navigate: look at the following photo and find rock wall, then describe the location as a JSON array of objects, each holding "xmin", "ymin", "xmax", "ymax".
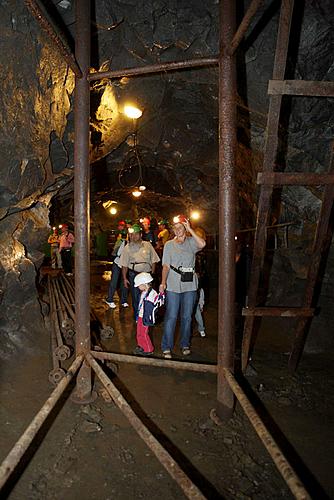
[{"xmin": 0, "ymin": 0, "xmax": 74, "ymax": 357}]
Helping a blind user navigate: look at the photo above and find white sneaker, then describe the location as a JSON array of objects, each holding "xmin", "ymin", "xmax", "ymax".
[
  {"xmin": 121, "ymin": 302, "xmax": 129, "ymax": 308},
  {"xmin": 105, "ymin": 300, "xmax": 117, "ymax": 309},
  {"xmin": 199, "ymin": 331, "xmax": 206, "ymax": 337}
]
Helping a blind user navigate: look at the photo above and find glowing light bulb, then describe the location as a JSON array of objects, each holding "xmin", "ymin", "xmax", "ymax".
[
  {"xmin": 190, "ymin": 211, "xmax": 200, "ymax": 221},
  {"xmin": 110, "ymin": 207, "xmax": 117, "ymax": 215},
  {"xmin": 124, "ymin": 105, "xmax": 142, "ymax": 119},
  {"xmin": 132, "ymin": 189, "xmax": 141, "ymax": 198},
  {"xmin": 139, "ymin": 185, "xmax": 146, "ymax": 191}
]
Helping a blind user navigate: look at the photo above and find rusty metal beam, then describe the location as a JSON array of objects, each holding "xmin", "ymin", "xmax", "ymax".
[
  {"xmin": 268, "ymin": 79, "xmax": 334, "ymax": 97},
  {"xmin": 72, "ymin": 0, "xmax": 92, "ymax": 403},
  {"xmin": 258, "ymin": 172, "xmax": 334, "ymax": 185},
  {"xmin": 223, "ymin": 369, "xmax": 311, "ymax": 500},
  {"xmin": 216, "ymin": 0, "xmax": 237, "ymax": 420},
  {"xmin": 241, "ymin": 0, "xmax": 295, "ymax": 372},
  {"xmin": 86, "ymin": 353, "xmax": 205, "ymax": 499},
  {"xmin": 88, "ymin": 56, "xmax": 218, "ymax": 81},
  {"xmin": 24, "ymin": 0, "xmax": 82, "ymax": 77},
  {"xmin": 91, "ymin": 350, "xmax": 217, "ymax": 373},
  {"xmin": 289, "ymin": 144, "xmax": 334, "ymax": 371},
  {"xmin": 230, "ymin": 0, "xmax": 264, "ymax": 55},
  {"xmin": 242, "ymin": 307, "xmax": 314, "ymax": 317},
  {"xmin": 0, "ymin": 355, "xmax": 83, "ymax": 490}
]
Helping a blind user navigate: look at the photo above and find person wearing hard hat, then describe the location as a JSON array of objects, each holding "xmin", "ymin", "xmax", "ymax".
[
  {"xmin": 157, "ymin": 219, "xmax": 170, "ymax": 249},
  {"xmin": 159, "ymin": 214, "xmax": 206, "ymax": 358},
  {"xmin": 133, "ymin": 272, "xmax": 164, "ymax": 356},
  {"xmin": 48, "ymin": 227, "xmax": 62, "ymax": 269},
  {"xmin": 125, "ymin": 218, "xmax": 132, "ymax": 229},
  {"xmin": 119, "ymin": 223, "xmax": 160, "ymax": 316},
  {"xmin": 141, "ymin": 217, "xmax": 157, "ymax": 246},
  {"xmin": 58, "ymin": 224, "xmax": 75, "ymax": 276}
]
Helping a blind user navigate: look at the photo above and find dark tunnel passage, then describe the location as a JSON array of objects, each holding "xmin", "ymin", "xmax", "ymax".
[{"xmin": 0, "ymin": 0, "xmax": 334, "ymax": 498}]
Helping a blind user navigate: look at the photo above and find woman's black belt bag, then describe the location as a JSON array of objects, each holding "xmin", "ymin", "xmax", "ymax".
[{"xmin": 170, "ymin": 265, "xmax": 194, "ymax": 282}]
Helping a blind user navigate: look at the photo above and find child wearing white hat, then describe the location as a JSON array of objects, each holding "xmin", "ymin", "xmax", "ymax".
[{"xmin": 133, "ymin": 272, "xmax": 164, "ymax": 356}]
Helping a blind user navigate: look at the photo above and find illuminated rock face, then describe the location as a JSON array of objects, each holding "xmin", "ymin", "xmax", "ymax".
[{"xmin": 0, "ymin": 0, "xmax": 75, "ymax": 356}]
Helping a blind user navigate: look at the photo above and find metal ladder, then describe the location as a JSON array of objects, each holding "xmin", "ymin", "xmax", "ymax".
[{"xmin": 241, "ymin": 0, "xmax": 334, "ymax": 372}]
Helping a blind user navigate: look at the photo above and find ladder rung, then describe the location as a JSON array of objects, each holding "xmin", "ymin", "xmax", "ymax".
[
  {"xmin": 268, "ymin": 80, "xmax": 334, "ymax": 97},
  {"xmin": 257, "ymin": 172, "xmax": 334, "ymax": 186},
  {"xmin": 242, "ymin": 307, "xmax": 315, "ymax": 317}
]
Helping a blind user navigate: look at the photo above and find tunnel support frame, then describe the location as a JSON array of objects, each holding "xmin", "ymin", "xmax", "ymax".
[
  {"xmin": 72, "ymin": 0, "xmax": 93, "ymax": 403},
  {"xmin": 4, "ymin": 0, "xmax": 315, "ymax": 498},
  {"xmin": 216, "ymin": 0, "xmax": 237, "ymax": 420}
]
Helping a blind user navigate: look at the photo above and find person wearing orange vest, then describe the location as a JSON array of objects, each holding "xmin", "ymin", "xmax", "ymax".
[{"xmin": 48, "ymin": 227, "xmax": 62, "ymax": 269}]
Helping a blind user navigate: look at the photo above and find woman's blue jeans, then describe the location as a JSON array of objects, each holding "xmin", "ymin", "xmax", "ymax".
[{"xmin": 161, "ymin": 290, "xmax": 197, "ymax": 351}]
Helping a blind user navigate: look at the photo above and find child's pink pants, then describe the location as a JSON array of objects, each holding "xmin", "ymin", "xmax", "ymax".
[{"xmin": 136, "ymin": 317, "xmax": 154, "ymax": 353}]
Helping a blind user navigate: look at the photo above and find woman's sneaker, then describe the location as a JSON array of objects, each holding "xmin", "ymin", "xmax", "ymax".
[
  {"xmin": 199, "ymin": 331, "xmax": 206, "ymax": 337},
  {"xmin": 105, "ymin": 299, "xmax": 117, "ymax": 309},
  {"xmin": 121, "ymin": 302, "xmax": 129, "ymax": 308},
  {"xmin": 181, "ymin": 347, "xmax": 191, "ymax": 356},
  {"xmin": 162, "ymin": 350, "xmax": 172, "ymax": 359}
]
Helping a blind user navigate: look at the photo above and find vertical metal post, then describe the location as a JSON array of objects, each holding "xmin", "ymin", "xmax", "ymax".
[
  {"xmin": 72, "ymin": 0, "xmax": 93, "ymax": 403},
  {"xmin": 216, "ymin": 0, "xmax": 237, "ymax": 419}
]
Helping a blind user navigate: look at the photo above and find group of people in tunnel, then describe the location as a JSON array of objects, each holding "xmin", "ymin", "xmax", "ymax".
[
  {"xmin": 105, "ymin": 215, "xmax": 207, "ymax": 358},
  {"xmin": 47, "ymin": 224, "xmax": 75, "ymax": 276}
]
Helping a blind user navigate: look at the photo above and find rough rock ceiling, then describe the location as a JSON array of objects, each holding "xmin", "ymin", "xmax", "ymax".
[{"xmin": 46, "ymin": 0, "xmax": 334, "ymax": 230}]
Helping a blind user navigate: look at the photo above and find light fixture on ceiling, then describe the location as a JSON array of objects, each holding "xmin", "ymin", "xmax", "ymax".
[
  {"xmin": 119, "ymin": 103, "xmax": 148, "ymax": 197},
  {"xmin": 190, "ymin": 210, "xmax": 200, "ymax": 221},
  {"xmin": 124, "ymin": 104, "xmax": 142, "ymax": 119},
  {"xmin": 132, "ymin": 189, "xmax": 142, "ymax": 198}
]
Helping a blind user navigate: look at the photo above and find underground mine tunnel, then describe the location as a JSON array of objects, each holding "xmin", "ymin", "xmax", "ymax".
[{"xmin": 0, "ymin": 0, "xmax": 334, "ymax": 498}]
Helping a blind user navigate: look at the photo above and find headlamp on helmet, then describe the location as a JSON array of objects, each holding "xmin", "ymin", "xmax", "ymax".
[
  {"xmin": 128, "ymin": 223, "xmax": 142, "ymax": 234},
  {"xmin": 173, "ymin": 214, "xmax": 188, "ymax": 224}
]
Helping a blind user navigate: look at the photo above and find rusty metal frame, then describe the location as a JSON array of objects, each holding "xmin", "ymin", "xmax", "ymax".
[
  {"xmin": 223, "ymin": 369, "xmax": 310, "ymax": 499},
  {"xmin": 241, "ymin": 0, "xmax": 334, "ymax": 372},
  {"xmin": 86, "ymin": 353, "xmax": 206, "ymax": 499},
  {"xmin": 71, "ymin": 0, "xmax": 93, "ymax": 403},
  {"xmin": 24, "ymin": 0, "xmax": 82, "ymax": 77},
  {"xmin": 88, "ymin": 56, "xmax": 219, "ymax": 81},
  {"xmin": 0, "ymin": 355, "xmax": 84, "ymax": 490},
  {"xmin": 241, "ymin": 0, "xmax": 296, "ymax": 371},
  {"xmin": 91, "ymin": 350, "xmax": 217, "ymax": 373},
  {"xmin": 216, "ymin": 0, "xmax": 237, "ymax": 418},
  {"xmin": 289, "ymin": 143, "xmax": 334, "ymax": 371},
  {"xmin": 0, "ymin": 0, "xmax": 314, "ymax": 498}
]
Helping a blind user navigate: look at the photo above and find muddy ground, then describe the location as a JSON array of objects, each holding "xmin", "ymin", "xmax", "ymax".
[{"xmin": 0, "ymin": 261, "xmax": 333, "ymax": 499}]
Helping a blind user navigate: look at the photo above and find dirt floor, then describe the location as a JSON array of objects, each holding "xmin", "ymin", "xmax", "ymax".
[{"xmin": 0, "ymin": 261, "xmax": 333, "ymax": 499}]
